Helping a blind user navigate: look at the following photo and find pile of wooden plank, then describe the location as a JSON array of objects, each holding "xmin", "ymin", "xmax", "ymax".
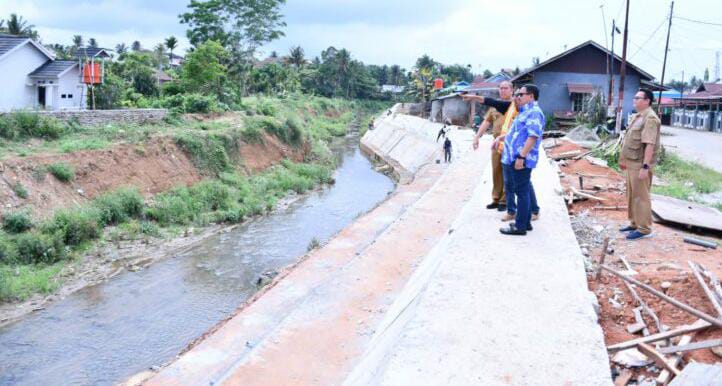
[{"xmin": 596, "ymin": 260, "xmax": 722, "ymax": 385}]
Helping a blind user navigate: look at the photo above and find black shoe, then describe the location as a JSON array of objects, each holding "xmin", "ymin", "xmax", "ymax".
[
  {"xmin": 486, "ymin": 202, "xmax": 500, "ymax": 209},
  {"xmin": 619, "ymin": 225, "xmax": 637, "ymax": 232},
  {"xmin": 508, "ymin": 221, "xmax": 532, "ymax": 231},
  {"xmin": 497, "ymin": 205, "xmax": 507, "ymax": 212},
  {"xmin": 500, "ymin": 224, "xmax": 527, "ymax": 236}
]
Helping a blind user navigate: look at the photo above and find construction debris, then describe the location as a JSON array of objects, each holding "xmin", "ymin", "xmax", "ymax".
[
  {"xmin": 683, "ymin": 236, "xmax": 719, "ymax": 249},
  {"xmin": 564, "ymin": 126, "xmax": 601, "ymax": 148},
  {"xmin": 651, "ymin": 194, "xmax": 722, "ymax": 232},
  {"xmin": 668, "ymin": 362, "xmax": 722, "ymax": 385},
  {"xmin": 658, "ymin": 338, "xmax": 722, "ymax": 355}
]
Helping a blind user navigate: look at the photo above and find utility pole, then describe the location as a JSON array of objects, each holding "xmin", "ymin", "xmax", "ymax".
[
  {"xmin": 609, "ymin": 19, "xmax": 621, "ymax": 112},
  {"xmin": 716, "ymin": 51, "xmax": 720, "ymax": 81},
  {"xmin": 615, "ymin": 0, "xmax": 630, "ymax": 134},
  {"xmin": 657, "ymin": 1, "xmax": 674, "ymax": 114}
]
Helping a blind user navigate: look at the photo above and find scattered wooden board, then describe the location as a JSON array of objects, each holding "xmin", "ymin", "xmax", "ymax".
[
  {"xmin": 658, "ymin": 338, "xmax": 722, "ymax": 355},
  {"xmin": 651, "ymin": 194, "xmax": 722, "ymax": 232},
  {"xmin": 657, "ymin": 334, "xmax": 693, "ymax": 385},
  {"xmin": 638, "ymin": 343, "xmax": 680, "ymax": 376},
  {"xmin": 607, "ymin": 319, "xmax": 712, "ymax": 352},
  {"xmin": 614, "ymin": 369, "xmax": 633, "ymax": 386}
]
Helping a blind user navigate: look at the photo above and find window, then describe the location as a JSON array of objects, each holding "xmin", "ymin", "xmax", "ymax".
[
  {"xmin": 67, "ymin": 94, "xmax": 73, "ymax": 99},
  {"xmin": 61, "ymin": 94, "xmax": 67, "ymax": 99},
  {"xmin": 571, "ymin": 93, "xmax": 591, "ymax": 112}
]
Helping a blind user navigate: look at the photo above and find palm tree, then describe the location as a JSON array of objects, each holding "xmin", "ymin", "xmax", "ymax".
[
  {"xmin": 154, "ymin": 43, "xmax": 167, "ymax": 68},
  {"xmin": 72, "ymin": 35, "xmax": 83, "ymax": 48},
  {"xmin": 131, "ymin": 40, "xmax": 141, "ymax": 52},
  {"xmin": 6, "ymin": 14, "xmax": 36, "ymax": 37},
  {"xmin": 165, "ymin": 36, "xmax": 178, "ymax": 63},
  {"xmin": 88, "ymin": 38, "xmax": 98, "ymax": 48},
  {"xmin": 288, "ymin": 45, "xmax": 304, "ymax": 68},
  {"xmin": 115, "ymin": 43, "xmax": 127, "ymax": 55}
]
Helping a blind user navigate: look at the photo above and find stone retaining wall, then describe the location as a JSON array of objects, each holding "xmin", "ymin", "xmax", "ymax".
[{"xmin": 33, "ymin": 109, "xmax": 168, "ymax": 126}]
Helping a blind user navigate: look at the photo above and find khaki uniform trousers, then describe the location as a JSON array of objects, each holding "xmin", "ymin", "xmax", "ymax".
[
  {"xmin": 491, "ymin": 149, "xmax": 505, "ymax": 204},
  {"xmin": 626, "ymin": 166, "xmax": 653, "ymax": 234}
]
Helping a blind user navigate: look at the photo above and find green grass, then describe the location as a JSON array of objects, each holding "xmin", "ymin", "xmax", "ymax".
[
  {"xmin": 11, "ymin": 183, "xmax": 28, "ymax": 199},
  {"xmin": 48, "ymin": 162, "xmax": 75, "ymax": 182},
  {"xmin": 653, "ymin": 152, "xmax": 722, "ymax": 200},
  {"xmin": 0, "ymin": 262, "xmax": 63, "ymax": 302},
  {"xmin": 59, "ymin": 138, "xmax": 111, "ymax": 153}
]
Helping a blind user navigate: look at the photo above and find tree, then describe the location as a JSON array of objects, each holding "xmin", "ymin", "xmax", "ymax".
[
  {"xmin": 415, "ymin": 54, "xmax": 437, "ymax": 72},
  {"xmin": 115, "ymin": 43, "xmax": 128, "ymax": 56},
  {"xmin": 287, "ymin": 45, "xmax": 305, "ymax": 68},
  {"xmin": 181, "ymin": 40, "xmax": 229, "ymax": 100},
  {"xmin": 180, "ymin": 0, "xmax": 286, "ymax": 52},
  {"xmin": 483, "ymin": 69, "xmax": 493, "ymax": 79},
  {"xmin": 131, "ymin": 41, "xmax": 142, "ymax": 52},
  {"xmin": 119, "ymin": 52, "xmax": 159, "ymax": 96},
  {"xmin": 390, "ymin": 65, "xmax": 401, "ymax": 86},
  {"xmin": 704, "ymin": 68, "xmax": 710, "ymax": 82},
  {"xmin": 154, "ymin": 43, "xmax": 168, "ymax": 69},
  {"xmin": 165, "ymin": 36, "xmax": 178, "ymax": 60},
  {"xmin": 73, "ymin": 35, "xmax": 83, "ymax": 48},
  {"xmin": 532, "ymin": 57, "xmax": 540, "ymax": 66},
  {"xmin": 88, "ymin": 38, "xmax": 98, "ymax": 48},
  {"xmin": 0, "ymin": 19, "xmax": 5, "ymax": 32},
  {"xmin": 6, "ymin": 14, "xmax": 37, "ymax": 38}
]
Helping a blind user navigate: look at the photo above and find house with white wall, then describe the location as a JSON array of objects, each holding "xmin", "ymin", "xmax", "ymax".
[{"xmin": 0, "ymin": 34, "xmax": 87, "ymax": 112}]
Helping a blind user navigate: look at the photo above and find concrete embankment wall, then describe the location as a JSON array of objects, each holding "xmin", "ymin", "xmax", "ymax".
[{"xmin": 361, "ymin": 105, "xmax": 472, "ymax": 183}]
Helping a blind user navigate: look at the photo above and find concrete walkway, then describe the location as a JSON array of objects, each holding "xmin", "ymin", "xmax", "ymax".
[
  {"xmin": 145, "ymin": 112, "xmax": 611, "ymax": 386},
  {"xmin": 661, "ymin": 125, "xmax": 722, "ymax": 173},
  {"xmin": 346, "ymin": 150, "xmax": 611, "ymax": 386}
]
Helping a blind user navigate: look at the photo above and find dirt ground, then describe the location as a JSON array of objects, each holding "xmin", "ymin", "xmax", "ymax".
[{"xmin": 547, "ymin": 138, "xmax": 722, "ymax": 382}]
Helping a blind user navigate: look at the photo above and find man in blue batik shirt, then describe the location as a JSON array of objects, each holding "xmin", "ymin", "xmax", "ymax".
[{"xmin": 500, "ymin": 84, "xmax": 545, "ymax": 236}]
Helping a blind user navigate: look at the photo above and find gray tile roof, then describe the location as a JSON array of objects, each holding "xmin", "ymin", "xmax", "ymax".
[
  {"xmin": 28, "ymin": 60, "xmax": 77, "ymax": 78},
  {"xmin": 0, "ymin": 36, "xmax": 29, "ymax": 58},
  {"xmin": 71, "ymin": 47, "xmax": 110, "ymax": 59}
]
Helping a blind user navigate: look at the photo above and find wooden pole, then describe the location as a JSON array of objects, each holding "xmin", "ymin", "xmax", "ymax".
[
  {"xmin": 615, "ymin": 0, "xmax": 630, "ymax": 134},
  {"xmin": 657, "ymin": 1, "xmax": 674, "ymax": 114},
  {"xmin": 622, "ymin": 275, "xmax": 663, "ymax": 333},
  {"xmin": 607, "ymin": 319, "xmax": 711, "ymax": 352},
  {"xmin": 594, "ymin": 237, "xmax": 610, "ymax": 280},
  {"xmin": 689, "ymin": 261, "xmax": 722, "ymax": 317},
  {"xmin": 601, "ymin": 265, "xmax": 722, "ymax": 328}
]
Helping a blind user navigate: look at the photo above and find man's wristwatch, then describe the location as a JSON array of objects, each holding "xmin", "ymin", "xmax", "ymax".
[
  {"xmin": 517, "ymin": 155, "xmax": 526, "ymax": 160},
  {"xmin": 642, "ymin": 163, "xmax": 650, "ymax": 170}
]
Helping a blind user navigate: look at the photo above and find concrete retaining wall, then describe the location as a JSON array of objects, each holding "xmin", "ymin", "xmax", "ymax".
[
  {"xmin": 361, "ymin": 106, "xmax": 473, "ymax": 183},
  {"xmin": 31, "ymin": 109, "xmax": 168, "ymax": 126}
]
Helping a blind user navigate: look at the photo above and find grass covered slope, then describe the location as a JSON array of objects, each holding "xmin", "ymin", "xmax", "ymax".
[{"xmin": 0, "ymin": 94, "xmax": 391, "ymax": 302}]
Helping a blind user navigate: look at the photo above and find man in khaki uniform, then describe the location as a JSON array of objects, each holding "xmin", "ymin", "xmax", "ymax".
[
  {"xmin": 619, "ymin": 89, "xmax": 661, "ymax": 240},
  {"xmin": 471, "ymin": 81, "xmax": 514, "ymax": 211}
]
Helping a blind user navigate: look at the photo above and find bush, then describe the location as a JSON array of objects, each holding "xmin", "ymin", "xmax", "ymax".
[
  {"xmin": 47, "ymin": 208, "xmax": 102, "ymax": 246},
  {"xmin": 2, "ymin": 210, "xmax": 34, "ymax": 233},
  {"xmin": 0, "ymin": 115, "xmax": 18, "ymax": 139},
  {"xmin": 92, "ymin": 188, "xmax": 144, "ymax": 225},
  {"xmin": 174, "ymin": 132, "xmax": 233, "ymax": 175},
  {"xmin": 139, "ymin": 221, "xmax": 160, "ymax": 237},
  {"xmin": 12, "ymin": 183, "xmax": 28, "ymax": 199},
  {"xmin": 14, "ymin": 232, "xmax": 67, "ymax": 264},
  {"xmin": 256, "ymin": 100, "xmax": 277, "ymax": 116},
  {"xmin": 0, "ymin": 232, "xmax": 18, "ymax": 263},
  {"xmin": 184, "ymin": 94, "xmax": 218, "ymax": 113},
  {"xmin": 48, "ymin": 163, "xmax": 75, "ymax": 182}
]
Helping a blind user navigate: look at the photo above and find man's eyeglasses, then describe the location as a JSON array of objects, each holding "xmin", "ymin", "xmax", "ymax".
[
  {"xmin": 633, "ymin": 96, "xmax": 648, "ymax": 100},
  {"xmin": 514, "ymin": 92, "xmax": 528, "ymax": 97}
]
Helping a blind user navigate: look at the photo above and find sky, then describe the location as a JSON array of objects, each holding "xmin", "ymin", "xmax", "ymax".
[{"xmin": 1, "ymin": 0, "xmax": 720, "ymax": 82}]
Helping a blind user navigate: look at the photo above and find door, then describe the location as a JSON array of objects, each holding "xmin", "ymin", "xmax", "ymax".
[{"xmin": 37, "ymin": 86, "xmax": 46, "ymax": 108}]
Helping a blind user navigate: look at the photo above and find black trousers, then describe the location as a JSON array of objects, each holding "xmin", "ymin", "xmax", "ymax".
[{"xmin": 444, "ymin": 149, "xmax": 451, "ymax": 162}]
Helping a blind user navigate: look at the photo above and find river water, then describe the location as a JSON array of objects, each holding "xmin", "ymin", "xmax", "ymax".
[{"xmin": 0, "ymin": 136, "xmax": 394, "ymax": 386}]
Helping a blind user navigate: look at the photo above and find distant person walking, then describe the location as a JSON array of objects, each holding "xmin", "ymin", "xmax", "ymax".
[
  {"xmin": 619, "ymin": 89, "xmax": 661, "ymax": 241},
  {"xmin": 444, "ymin": 137, "xmax": 452, "ymax": 163}
]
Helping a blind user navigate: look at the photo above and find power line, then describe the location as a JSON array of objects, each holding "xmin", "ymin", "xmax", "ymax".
[
  {"xmin": 630, "ymin": 16, "xmax": 667, "ymax": 59},
  {"xmin": 674, "ymin": 16, "xmax": 722, "ymax": 27}
]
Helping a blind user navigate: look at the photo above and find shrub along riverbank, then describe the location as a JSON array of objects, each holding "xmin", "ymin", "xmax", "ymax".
[{"xmin": 0, "ymin": 94, "xmax": 391, "ymax": 302}]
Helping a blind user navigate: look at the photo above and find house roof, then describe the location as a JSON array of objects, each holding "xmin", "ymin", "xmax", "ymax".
[
  {"xmin": 72, "ymin": 47, "xmax": 111, "ymax": 59},
  {"xmin": 29, "ymin": 60, "xmax": 78, "ymax": 78},
  {"xmin": 0, "ymin": 36, "xmax": 28, "ymax": 57},
  {"xmin": 154, "ymin": 68, "xmax": 172, "ymax": 82},
  {"xmin": 696, "ymin": 82, "xmax": 722, "ymax": 96},
  {"xmin": 511, "ymin": 40, "xmax": 655, "ymax": 82},
  {"xmin": 0, "ymin": 35, "xmax": 55, "ymax": 62}
]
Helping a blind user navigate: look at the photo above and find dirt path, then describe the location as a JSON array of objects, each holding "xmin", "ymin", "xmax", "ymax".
[{"xmin": 661, "ymin": 125, "xmax": 722, "ymax": 173}]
